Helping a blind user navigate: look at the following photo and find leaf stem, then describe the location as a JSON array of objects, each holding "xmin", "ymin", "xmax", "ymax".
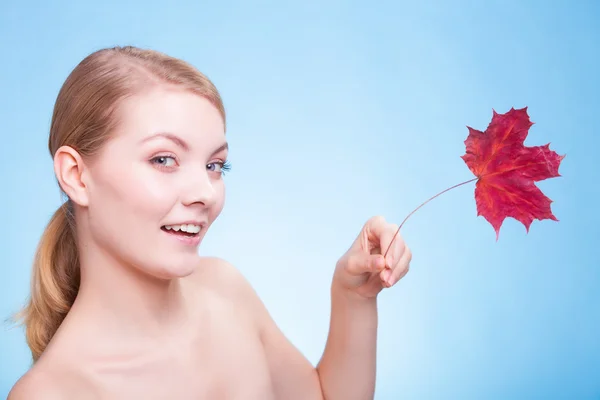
[{"xmin": 383, "ymin": 177, "xmax": 479, "ymax": 259}]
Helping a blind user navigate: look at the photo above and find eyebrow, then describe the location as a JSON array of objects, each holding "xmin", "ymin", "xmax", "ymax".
[
  {"xmin": 211, "ymin": 142, "xmax": 229, "ymax": 155},
  {"xmin": 141, "ymin": 132, "xmax": 189, "ymax": 151},
  {"xmin": 141, "ymin": 132, "xmax": 228, "ymax": 155}
]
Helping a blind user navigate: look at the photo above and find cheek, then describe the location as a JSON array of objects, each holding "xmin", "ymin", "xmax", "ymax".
[
  {"xmin": 92, "ymin": 165, "xmax": 175, "ymax": 220},
  {"xmin": 86, "ymin": 163, "xmax": 178, "ymax": 260}
]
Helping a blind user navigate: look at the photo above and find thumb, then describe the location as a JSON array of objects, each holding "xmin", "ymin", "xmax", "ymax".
[{"xmin": 346, "ymin": 253, "xmax": 386, "ymax": 276}]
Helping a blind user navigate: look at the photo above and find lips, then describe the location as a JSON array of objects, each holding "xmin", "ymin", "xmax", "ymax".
[{"xmin": 160, "ymin": 223, "xmax": 204, "ymax": 246}]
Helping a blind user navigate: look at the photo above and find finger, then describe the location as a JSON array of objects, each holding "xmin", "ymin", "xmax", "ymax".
[
  {"xmin": 381, "ymin": 223, "xmax": 402, "ymax": 268},
  {"xmin": 364, "ymin": 215, "xmax": 388, "ymax": 252},
  {"xmin": 379, "ymin": 237, "xmax": 408, "ymax": 287},
  {"xmin": 376, "ymin": 223, "xmax": 401, "ymax": 284},
  {"xmin": 346, "ymin": 253, "xmax": 386, "ymax": 276},
  {"xmin": 364, "ymin": 216, "xmax": 400, "ymax": 259},
  {"xmin": 385, "ymin": 246, "xmax": 412, "ymax": 287}
]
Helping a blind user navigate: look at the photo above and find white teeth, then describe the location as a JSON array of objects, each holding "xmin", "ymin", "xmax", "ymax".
[{"xmin": 163, "ymin": 224, "xmax": 201, "ymax": 234}]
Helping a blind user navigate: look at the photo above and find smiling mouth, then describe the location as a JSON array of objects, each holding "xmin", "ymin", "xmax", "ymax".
[{"xmin": 160, "ymin": 224, "xmax": 202, "ymax": 237}]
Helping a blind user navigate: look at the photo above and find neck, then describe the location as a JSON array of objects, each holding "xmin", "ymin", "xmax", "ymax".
[{"xmin": 67, "ymin": 237, "xmax": 190, "ymax": 343}]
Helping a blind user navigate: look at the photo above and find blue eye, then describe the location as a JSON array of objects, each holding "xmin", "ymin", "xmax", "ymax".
[
  {"xmin": 151, "ymin": 156, "xmax": 177, "ymax": 167},
  {"xmin": 207, "ymin": 160, "xmax": 232, "ymax": 174}
]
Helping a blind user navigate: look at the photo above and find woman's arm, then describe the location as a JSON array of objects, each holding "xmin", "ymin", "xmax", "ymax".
[
  {"xmin": 315, "ymin": 215, "xmax": 410, "ymax": 399},
  {"xmin": 315, "ymin": 288, "xmax": 379, "ymax": 399}
]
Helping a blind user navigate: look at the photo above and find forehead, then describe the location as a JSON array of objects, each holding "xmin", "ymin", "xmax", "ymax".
[{"xmin": 111, "ymin": 86, "xmax": 225, "ymax": 148}]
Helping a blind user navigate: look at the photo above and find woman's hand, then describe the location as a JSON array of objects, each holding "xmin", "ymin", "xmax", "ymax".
[{"xmin": 333, "ymin": 215, "xmax": 411, "ymax": 300}]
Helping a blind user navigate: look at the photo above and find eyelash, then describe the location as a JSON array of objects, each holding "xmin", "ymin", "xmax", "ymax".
[
  {"xmin": 216, "ymin": 160, "xmax": 232, "ymax": 175},
  {"xmin": 150, "ymin": 155, "xmax": 232, "ymax": 175}
]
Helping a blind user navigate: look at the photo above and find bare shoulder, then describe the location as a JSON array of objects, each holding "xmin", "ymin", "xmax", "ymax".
[
  {"xmin": 187, "ymin": 256, "xmax": 269, "ymax": 325},
  {"xmin": 8, "ymin": 368, "xmax": 65, "ymax": 400},
  {"xmin": 193, "ymin": 256, "xmax": 262, "ymax": 305}
]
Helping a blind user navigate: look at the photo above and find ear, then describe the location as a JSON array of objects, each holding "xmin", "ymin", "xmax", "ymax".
[{"xmin": 53, "ymin": 145, "xmax": 90, "ymax": 207}]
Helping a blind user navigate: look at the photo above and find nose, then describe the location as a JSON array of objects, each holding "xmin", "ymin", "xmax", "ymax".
[{"xmin": 180, "ymin": 169, "xmax": 218, "ymax": 207}]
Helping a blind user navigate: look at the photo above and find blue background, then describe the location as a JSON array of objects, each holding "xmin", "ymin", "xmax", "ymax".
[{"xmin": 1, "ymin": 1, "xmax": 598, "ymax": 398}]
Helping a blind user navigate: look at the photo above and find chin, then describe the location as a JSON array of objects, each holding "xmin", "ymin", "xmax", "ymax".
[
  {"xmin": 134, "ymin": 253, "xmax": 200, "ymax": 281},
  {"xmin": 159, "ymin": 259, "xmax": 199, "ymax": 279}
]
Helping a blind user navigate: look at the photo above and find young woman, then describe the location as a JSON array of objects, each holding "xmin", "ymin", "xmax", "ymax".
[{"xmin": 8, "ymin": 46, "xmax": 411, "ymax": 399}]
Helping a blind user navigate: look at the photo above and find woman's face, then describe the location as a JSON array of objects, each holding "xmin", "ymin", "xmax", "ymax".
[{"xmin": 82, "ymin": 86, "xmax": 228, "ymax": 279}]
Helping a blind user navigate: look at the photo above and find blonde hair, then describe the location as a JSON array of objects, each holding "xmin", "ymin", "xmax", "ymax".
[{"xmin": 15, "ymin": 46, "xmax": 226, "ymax": 362}]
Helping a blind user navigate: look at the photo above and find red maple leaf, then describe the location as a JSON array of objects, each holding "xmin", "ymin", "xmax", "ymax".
[
  {"xmin": 383, "ymin": 107, "xmax": 565, "ymax": 258},
  {"xmin": 461, "ymin": 107, "xmax": 565, "ymax": 239}
]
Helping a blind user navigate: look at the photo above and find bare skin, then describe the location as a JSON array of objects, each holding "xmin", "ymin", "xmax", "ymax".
[
  {"xmin": 11, "ymin": 257, "xmax": 316, "ymax": 399},
  {"xmin": 9, "ymin": 83, "xmax": 411, "ymax": 399}
]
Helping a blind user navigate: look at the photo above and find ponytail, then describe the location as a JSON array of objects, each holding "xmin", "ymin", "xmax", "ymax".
[{"xmin": 17, "ymin": 201, "xmax": 80, "ymax": 362}]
